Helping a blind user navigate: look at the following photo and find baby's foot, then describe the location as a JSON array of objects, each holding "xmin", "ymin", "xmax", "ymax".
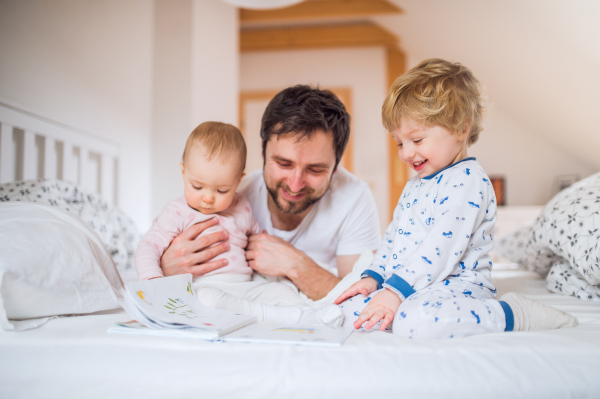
[
  {"xmin": 317, "ymin": 304, "xmax": 344, "ymax": 328},
  {"xmin": 500, "ymin": 292, "xmax": 578, "ymax": 331}
]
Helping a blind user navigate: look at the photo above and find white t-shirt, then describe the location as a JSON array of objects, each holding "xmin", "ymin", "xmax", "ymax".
[{"xmin": 239, "ymin": 167, "xmax": 382, "ymax": 274}]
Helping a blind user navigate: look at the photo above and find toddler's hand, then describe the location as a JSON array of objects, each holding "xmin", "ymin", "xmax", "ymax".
[
  {"xmin": 334, "ymin": 277, "xmax": 379, "ymax": 305},
  {"xmin": 354, "ymin": 289, "xmax": 402, "ymax": 331}
]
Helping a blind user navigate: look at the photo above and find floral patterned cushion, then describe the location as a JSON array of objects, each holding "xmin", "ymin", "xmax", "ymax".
[
  {"xmin": 495, "ymin": 223, "xmax": 562, "ymax": 276},
  {"xmin": 547, "ymin": 259, "xmax": 600, "ymax": 301},
  {"xmin": 532, "ymin": 172, "xmax": 600, "ymax": 286},
  {"xmin": 495, "ymin": 171, "xmax": 600, "ymax": 301},
  {"xmin": 0, "ymin": 179, "xmax": 140, "ymax": 272}
]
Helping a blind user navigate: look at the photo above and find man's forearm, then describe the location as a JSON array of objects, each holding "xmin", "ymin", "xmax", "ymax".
[{"xmin": 287, "ymin": 259, "xmax": 340, "ymax": 301}]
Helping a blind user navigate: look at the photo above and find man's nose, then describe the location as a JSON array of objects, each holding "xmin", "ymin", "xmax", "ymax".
[{"xmin": 287, "ymin": 169, "xmax": 305, "ymax": 193}]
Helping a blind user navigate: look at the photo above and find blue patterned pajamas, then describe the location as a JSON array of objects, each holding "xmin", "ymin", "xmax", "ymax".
[
  {"xmin": 340, "ymin": 279, "xmax": 507, "ymax": 339},
  {"xmin": 341, "ymin": 158, "xmax": 509, "ymax": 339}
]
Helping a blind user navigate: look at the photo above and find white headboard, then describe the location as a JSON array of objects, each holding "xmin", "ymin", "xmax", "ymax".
[{"xmin": 0, "ymin": 102, "xmax": 119, "ymax": 205}]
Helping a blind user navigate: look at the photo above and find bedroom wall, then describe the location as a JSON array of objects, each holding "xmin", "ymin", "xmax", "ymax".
[
  {"xmin": 0, "ymin": 0, "xmax": 154, "ymax": 230},
  {"xmin": 240, "ymin": 47, "xmax": 391, "ymax": 227},
  {"xmin": 470, "ymin": 107, "xmax": 596, "ymax": 206},
  {"xmin": 151, "ymin": 0, "xmax": 239, "ymax": 221},
  {"xmin": 0, "ymin": 0, "xmax": 239, "ymax": 231}
]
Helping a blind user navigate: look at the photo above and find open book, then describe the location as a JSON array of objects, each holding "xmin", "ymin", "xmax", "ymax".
[
  {"xmin": 222, "ymin": 322, "xmax": 354, "ymax": 347},
  {"xmin": 109, "ymin": 274, "xmax": 256, "ymax": 340}
]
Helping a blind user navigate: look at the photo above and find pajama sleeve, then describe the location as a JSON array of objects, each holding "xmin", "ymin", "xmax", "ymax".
[
  {"xmin": 361, "ymin": 205, "xmax": 400, "ymax": 289},
  {"xmin": 134, "ymin": 203, "xmax": 184, "ymax": 281},
  {"xmin": 383, "ymin": 173, "xmax": 493, "ymax": 300}
]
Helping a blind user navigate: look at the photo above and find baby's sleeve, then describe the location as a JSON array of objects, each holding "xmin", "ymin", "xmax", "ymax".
[
  {"xmin": 383, "ymin": 171, "xmax": 493, "ymax": 300},
  {"xmin": 237, "ymin": 194, "xmax": 262, "ymax": 235},
  {"xmin": 134, "ymin": 202, "xmax": 184, "ymax": 281}
]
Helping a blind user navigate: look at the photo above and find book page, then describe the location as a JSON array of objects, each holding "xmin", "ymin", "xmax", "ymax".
[
  {"xmin": 222, "ymin": 322, "xmax": 354, "ymax": 347},
  {"xmin": 125, "ymin": 274, "xmax": 254, "ymax": 333}
]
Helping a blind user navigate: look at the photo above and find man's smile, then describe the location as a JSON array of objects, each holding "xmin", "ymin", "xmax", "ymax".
[{"xmin": 281, "ymin": 187, "xmax": 306, "ymax": 201}]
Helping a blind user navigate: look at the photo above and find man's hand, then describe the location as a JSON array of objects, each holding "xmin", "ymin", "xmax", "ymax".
[
  {"xmin": 245, "ymin": 232, "xmax": 309, "ymax": 278},
  {"xmin": 246, "ymin": 232, "xmax": 339, "ymax": 300},
  {"xmin": 334, "ymin": 276, "xmax": 379, "ymax": 305},
  {"xmin": 353, "ymin": 288, "xmax": 402, "ymax": 331},
  {"xmin": 160, "ymin": 218, "xmax": 230, "ymax": 277}
]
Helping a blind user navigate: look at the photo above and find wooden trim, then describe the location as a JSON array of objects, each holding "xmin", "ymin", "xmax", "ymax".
[
  {"xmin": 241, "ymin": 22, "xmax": 397, "ymax": 52},
  {"xmin": 330, "ymin": 87, "xmax": 354, "ymax": 173},
  {"xmin": 240, "ymin": 0, "xmax": 402, "ymax": 24},
  {"xmin": 239, "ymin": 87, "xmax": 354, "ymax": 173},
  {"xmin": 386, "ymin": 46, "xmax": 408, "ymax": 221},
  {"xmin": 239, "ymin": 90, "xmax": 280, "ymax": 136}
]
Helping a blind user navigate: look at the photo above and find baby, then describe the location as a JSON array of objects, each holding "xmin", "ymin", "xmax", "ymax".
[
  {"xmin": 335, "ymin": 59, "xmax": 578, "ymax": 339},
  {"xmin": 135, "ymin": 121, "xmax": 342, "ymax": 326}
]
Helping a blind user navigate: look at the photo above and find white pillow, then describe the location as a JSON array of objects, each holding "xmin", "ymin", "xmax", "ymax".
[
  {"xmin": 0, "ymin": 202, "xmax": 124, "ymax": 331},
  {"xmin": 0, "ymin": 179, "xmax": 141, "ymax": 272}
]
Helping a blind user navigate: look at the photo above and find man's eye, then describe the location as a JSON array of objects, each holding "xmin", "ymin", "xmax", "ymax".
[
  {"xmin": 277, "ymin": 162, "xmax": 291, "ymax": 168},
  {"xmin": 308, "ymin": 168, "xmax": 325, "ymax": 174}
]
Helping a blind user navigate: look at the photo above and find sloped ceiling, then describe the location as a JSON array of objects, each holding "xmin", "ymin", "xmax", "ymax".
[{"xmin": 375, "ymin": 0, "xmax": 600, "ymax": 171}]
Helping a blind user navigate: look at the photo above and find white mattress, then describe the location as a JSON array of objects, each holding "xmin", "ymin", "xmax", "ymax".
[{"xmin": 1, "ymin": 266, "xmax": 599, "ymax": 399}]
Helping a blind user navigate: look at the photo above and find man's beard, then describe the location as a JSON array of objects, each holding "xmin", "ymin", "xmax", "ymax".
[{"xmin": 267, "ymin": 180, "xmax": 330, "ymax": 215}]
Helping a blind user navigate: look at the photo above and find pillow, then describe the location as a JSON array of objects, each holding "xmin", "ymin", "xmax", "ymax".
[
  {"xmin": 547, "ymin": 259, "xmax": 600, "ymax": 301},
  {"xmin": 0, "ymin": 202, "xmax": 124, "ymax": 331},
  {"xmin": 529, "ymin": 172, "xmax": 600, "ymax": 286},
  {"xmin": 495, "ymin": 223, "xmax": 562, "ymax": 276},
  {"xmin": 0, "ymin": 179, "xmax": 141, "ymax": 272}
]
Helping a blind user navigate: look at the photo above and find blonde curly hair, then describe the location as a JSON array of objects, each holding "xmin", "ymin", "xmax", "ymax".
[{"xmin": 382, "ymin": 58, "xmax": 485, "ymax": 145}]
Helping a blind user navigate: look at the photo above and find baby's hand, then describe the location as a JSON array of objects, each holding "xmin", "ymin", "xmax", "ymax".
[
  {"xmin": 353, "ymin": 289, "xmax": 402, "ymax": 331},
  {"xmin": 334, "ymin": 277, "xmax": 379, "ymax": 305}
]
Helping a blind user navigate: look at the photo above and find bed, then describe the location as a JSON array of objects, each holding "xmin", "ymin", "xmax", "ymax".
[{"xmin": 1, "ymin": 104, "xmax": 599, "ymax": 398}]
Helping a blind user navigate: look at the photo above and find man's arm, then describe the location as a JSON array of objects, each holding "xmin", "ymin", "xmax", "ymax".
[
  {"xmin": 246, "ymin": 233, "xmax": 340, "ymax": 300},
  {"xmin": 336, "ymin": 254, "xmax": 361, "ymax": 279}
]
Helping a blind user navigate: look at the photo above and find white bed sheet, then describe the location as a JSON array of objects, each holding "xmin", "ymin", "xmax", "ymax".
[{"xmin": 1, "ymin": 267, "xmax": 599, "ymax": 399}]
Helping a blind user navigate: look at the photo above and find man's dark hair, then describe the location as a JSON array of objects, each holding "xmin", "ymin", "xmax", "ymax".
[{"xmin": 260, "ymin": 85, "xmax": 350, "ymax": 170}]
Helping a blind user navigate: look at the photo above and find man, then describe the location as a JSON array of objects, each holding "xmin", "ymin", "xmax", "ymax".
[{"xmin": 160, "ymin": 85, "xmax": 381, "ymax": 300}]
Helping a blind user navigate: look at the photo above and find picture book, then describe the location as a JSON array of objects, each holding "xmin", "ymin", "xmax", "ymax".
[{"xmin": 109, "ymin": 274, "xmax": 256, "ymax": 340}]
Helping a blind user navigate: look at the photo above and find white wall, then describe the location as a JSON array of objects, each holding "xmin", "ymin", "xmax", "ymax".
[
  {"xmin": 471, "ymin": 107, "xmax": 596, "ymax": 205},
  {"xmin": 0, "ymin": 0, "xmax": 154, "ymax": 230},
  {"xmin": 151, "ymin": 0, "xmax": 239, "ymax": 220},
  {"xmin": 0, "ymin": 0, "xmax": 240, "ymax": 230},
  {"xmin": 378, "ymin": 0, "xmax": 600, "ymax": 175},
  {"xmin": 241, "ymin": 47, "xmax": 390, "ymax": 226}
]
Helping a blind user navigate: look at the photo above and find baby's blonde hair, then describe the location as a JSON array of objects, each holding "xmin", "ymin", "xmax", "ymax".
[
  {"xmin": 182, "ymin": 121, "xmax": 246, "ymax": 173},
  {"xmin": 382, "ymin": 58, "xmax": 484, "ymax": 145}
]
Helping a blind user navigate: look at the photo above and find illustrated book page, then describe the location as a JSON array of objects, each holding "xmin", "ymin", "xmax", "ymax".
[{"xmin": 111, "ymin": 274, "xmax": 255, "ymax": 339}]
